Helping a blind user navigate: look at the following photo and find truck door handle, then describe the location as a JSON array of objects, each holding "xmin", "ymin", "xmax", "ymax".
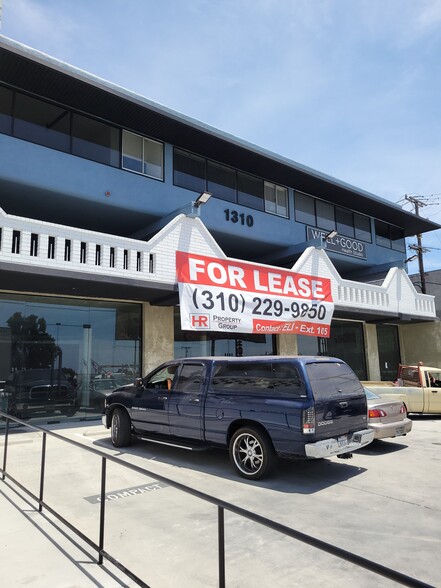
[
  {"xmin": 158, "ymin": 396, "xmax": 168, "ymax": 401},
  {"xmin": 431, "ymin": 390, "xmax": 438, "ymax": 394}
]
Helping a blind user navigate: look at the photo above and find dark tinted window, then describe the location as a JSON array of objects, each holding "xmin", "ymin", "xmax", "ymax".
[
  {"xmin": 295, "ymin": 192, "xmax": 315, "ymax": 225},
  {"xmin": 354, "ymin": 213, "xmax": 372, "ymax": 242},
  {"xmin": 305, "ymin": 361, "xmax": 363, "ymax": 400},
  {"xmin": 71, "ymin": 113, "xmax": 119, "ymax": 167},
  {"xmin": 207, "ymin": 160, "xmax": 236, "ymax": 202},
  {"xmin": 336, "ymin": 208, "xmax": 354, "ymax": 237},
  {"xmin": 237, "ymin": 172, "xmax": 264, "ymax": 210},
  {"xmin": 211, "ymin": 361, "xmax": 304, "ymax": 397},
  {"xmin": 212, "ymin": 362, "xmax": 273, "ymax": 391},
  {"xmin": 272, "ymin": 362, "xmax": 305, "ymax": 398},
  {"xmin": 316, "ymin": 200, "xmax": 335, "ymax": 231},
  {"xmin": 14, "ymin": 93, "xmax": 70, "ymax": 151},
  {"xmin": 390, "ymin": 225, "xmax": 405, "ymax": 252},
  {"xmin": 375, "ymin": 219, "xmax": 391, "ymax": 247},
  {"xmin": 0, "ymin": 86, "xmax": 13, "ymax": 135},
  {"xmin": 175, "ymin": 364, "xmax": 205, "ymax": 393},
  {"xmin": 173, "ymin": 148, "xmax": 206, "ymax": 192}
]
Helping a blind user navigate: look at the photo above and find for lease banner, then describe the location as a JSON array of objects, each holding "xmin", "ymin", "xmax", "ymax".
[{"xmin": 176, "ymin": 251, "xmax": 334, "ymax": 338}]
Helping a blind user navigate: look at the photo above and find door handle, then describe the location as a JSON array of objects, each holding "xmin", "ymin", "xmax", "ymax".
[{"xmin": 158, "ymin": 396, "xmax": 168, "ymax": 401}]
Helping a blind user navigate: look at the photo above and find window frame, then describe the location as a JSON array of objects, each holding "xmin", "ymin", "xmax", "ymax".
[
  {"xmin": 122, "ymin": 129, "xmax": 164, "ymax": 181},
  {"xmin": 264, "ymin": 181, "xmax": 289, "ymax": 218}
]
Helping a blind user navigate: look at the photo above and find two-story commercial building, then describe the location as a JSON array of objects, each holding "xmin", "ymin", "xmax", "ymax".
[{"xmin": 0, "ymin": 35, "xmax": 439, "ymax": 422}]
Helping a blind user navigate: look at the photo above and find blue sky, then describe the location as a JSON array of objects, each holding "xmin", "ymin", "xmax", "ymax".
[{"xmin": 1, "ymin": 0, "xmax": 441, "ymax": 275}]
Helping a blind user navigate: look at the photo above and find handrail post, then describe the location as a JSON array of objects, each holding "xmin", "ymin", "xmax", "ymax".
[
  {"xmin": 98, "ymin": 456, "xmax": 107, "ymax": 565},
  {"xmin": 218, "ymin": 506, "xmax": 225, "ymax": 588},
  {"xmin": 2, "ymin": 416, "xmax": 9, "ymax": 480},
  {"xmin": 38, "ymin": 432, "xmax": 47, "ymax": 512}
]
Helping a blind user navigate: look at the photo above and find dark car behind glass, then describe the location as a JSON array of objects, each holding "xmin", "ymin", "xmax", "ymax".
[{"xmin": 3, "ymin": 368, "xmax": 78, "ymax": 419}]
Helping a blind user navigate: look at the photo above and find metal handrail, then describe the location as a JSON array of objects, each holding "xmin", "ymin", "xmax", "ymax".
[{"xmin": 0, "ymin": 412, "xmax": 434, "ymax": 588}]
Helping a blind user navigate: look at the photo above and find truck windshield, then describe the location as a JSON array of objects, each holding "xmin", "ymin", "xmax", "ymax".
[{"xmin": 305, "ymin": 361, "xmax": 364, "ymax": 400}]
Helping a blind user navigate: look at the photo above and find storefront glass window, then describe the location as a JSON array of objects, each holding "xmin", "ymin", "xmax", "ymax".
[
  {"xmin": 0, "ymin": 294, "xmax": 141, "ymax": 427},
  {"xmin": 297, "ymin": 320, "xmax": 367, "ymax": 380}
]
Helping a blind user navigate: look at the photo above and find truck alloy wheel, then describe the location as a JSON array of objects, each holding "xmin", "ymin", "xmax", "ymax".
[{"xmin": 229, "ymin": 427, "xmax": 275, "ymax": 480}]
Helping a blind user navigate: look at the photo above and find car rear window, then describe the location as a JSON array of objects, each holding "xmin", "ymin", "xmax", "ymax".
[{"xmin": 306, "ymin": 361, "xmax": 363, "ymax": 400}]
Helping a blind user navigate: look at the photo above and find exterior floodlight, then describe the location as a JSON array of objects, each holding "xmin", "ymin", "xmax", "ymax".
[
  {"xmin": 194, "ymin": 191, "xmax": 212, "ymax": 208},
  {"xmin": 324, "ymin": 229, "xmax": 338, "ymax": 240}
]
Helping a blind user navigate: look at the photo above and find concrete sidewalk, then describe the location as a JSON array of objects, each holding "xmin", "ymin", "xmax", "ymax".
[
  {"xmin": 0, "ymin": 478, "xmax": 135, "ymax": 587},
  {"xmin": 0, "ymin": 418, "xmax": 440, "ymax": 587}
]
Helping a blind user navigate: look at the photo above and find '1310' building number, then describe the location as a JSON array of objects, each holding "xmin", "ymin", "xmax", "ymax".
[{"xmin": 224, "ymin": 209, "xmax": 254, "ymax": 227}]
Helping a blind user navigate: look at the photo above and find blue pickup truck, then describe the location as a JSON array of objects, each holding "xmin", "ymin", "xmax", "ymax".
[{"xmin": 102, "ymin": 356, "xmax": 373, "ymax": 479}]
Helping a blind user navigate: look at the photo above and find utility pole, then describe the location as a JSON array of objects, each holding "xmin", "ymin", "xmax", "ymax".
[{"xmin": 405, "ymin": 195, "xmax": 428, "ymax": 293}]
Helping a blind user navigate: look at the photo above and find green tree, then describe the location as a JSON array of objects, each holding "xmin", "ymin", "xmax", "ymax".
[{"xmin": 7, "ymin": 312, "xmax": 59, "ymax": 371}]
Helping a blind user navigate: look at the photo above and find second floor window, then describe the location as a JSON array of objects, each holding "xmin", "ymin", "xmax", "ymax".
[
  {"xmin": 122, "ymin": 130, "xmax": 163, "ymax": 180},
  {"xmin": 295, "ymin": 191, "xmax": 374, "ymax": 243},
  {"xmin": 264, "ymin": 182, "xmax": 288, "ymax": 217},
  {"xmin": 173, "ymin": 147, "xmax": 288, "ymax": 217}
]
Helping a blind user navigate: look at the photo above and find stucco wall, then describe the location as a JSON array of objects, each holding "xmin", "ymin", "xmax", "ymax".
[
  {"xmin": 399, "ymin": 322, "xmax": 441, "ymax": 369},
  {"xmin": 364, "ymin": 323, "xmax": 381, "ymax": 380},
  {"xmin": 277, "ymin": 334, "xmax": 299, "ymax": 355},
  {"xmin": 142, "ymin": 303, "xmax": 174, "ymax": 374}
]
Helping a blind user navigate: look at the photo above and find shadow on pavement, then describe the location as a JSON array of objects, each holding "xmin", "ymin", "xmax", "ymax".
[{"xmin": 92, "ymin": 434, "xmax": 368, "ymax": 496}]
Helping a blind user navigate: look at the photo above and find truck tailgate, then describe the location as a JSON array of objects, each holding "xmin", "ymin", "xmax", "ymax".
[{"xmin": 305, "ymin": 360, "xmax": 368, "ymax": 440}]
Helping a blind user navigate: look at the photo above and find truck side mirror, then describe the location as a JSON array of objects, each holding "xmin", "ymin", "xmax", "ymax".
[{"xmin": 134, "ymin": 377, "xmax": 143, "ymax": 387}]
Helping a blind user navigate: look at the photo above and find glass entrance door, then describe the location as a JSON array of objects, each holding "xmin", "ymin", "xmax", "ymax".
[{"xmin": 376, "ymin": 324, "xmax": 400, "ymax": 381}]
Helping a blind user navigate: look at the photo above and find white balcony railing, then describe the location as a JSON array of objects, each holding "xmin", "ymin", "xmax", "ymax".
[{"xmin": 0, "ymin": 206, "xmax": 436, "ymax": 320}]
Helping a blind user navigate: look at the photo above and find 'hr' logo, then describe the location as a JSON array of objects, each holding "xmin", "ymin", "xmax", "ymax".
[{"xmin": 190, "ymin": 314, "xmax": 210, "ymax": 329}]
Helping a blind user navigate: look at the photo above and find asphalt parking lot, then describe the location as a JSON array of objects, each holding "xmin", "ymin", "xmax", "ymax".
[{"xmin": 0, "ymin": 415, "xmax": 440, "ymax": 587}]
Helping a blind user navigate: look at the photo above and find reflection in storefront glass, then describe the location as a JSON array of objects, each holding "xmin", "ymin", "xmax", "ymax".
[
  {"xmin": 0, "ymin": 294, "xmax": 141, "ymax": 427},
  {"xmin": 297, "ymin": 320, "xmax": 367, "ymax": 380}
]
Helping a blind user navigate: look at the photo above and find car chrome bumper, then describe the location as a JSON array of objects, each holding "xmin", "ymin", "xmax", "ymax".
[{"xmin": 304, "ymin": 428, "xmax": 374, "ymax": 459}]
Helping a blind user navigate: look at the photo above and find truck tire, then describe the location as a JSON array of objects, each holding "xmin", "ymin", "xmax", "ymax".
[
  {"xmin": 111, "ymin": 407, "xmax": 132, "ymax": 447},
  {"xmin": 229, "ymin": 426, "xmax": 275, "ymax": 480}
]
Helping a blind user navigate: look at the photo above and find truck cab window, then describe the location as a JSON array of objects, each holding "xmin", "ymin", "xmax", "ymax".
[
  {"xmin": 174, "ymin": 364, "xmax": 205, "ymax": 393},
  {"xmin": 145, "ymin": 365, "xmax": 178, "ymax": 390}
]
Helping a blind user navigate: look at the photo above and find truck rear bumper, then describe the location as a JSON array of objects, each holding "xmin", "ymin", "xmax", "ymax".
[{"xmin": 304, "ymin": 428, "xmax": 374, "ymax": 459}]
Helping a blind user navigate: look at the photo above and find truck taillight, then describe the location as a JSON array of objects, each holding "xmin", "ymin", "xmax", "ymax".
[
  {"xmin": 400, "ymin": 404, "xmax": 406, "ymax": 415},
  {"xmin": 368, "ymin": 408, "xmax": 387, "ymax": 418},
  {"xmin": 302, "ymin": 406, "xmax": 315, "ymax": 434}
]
